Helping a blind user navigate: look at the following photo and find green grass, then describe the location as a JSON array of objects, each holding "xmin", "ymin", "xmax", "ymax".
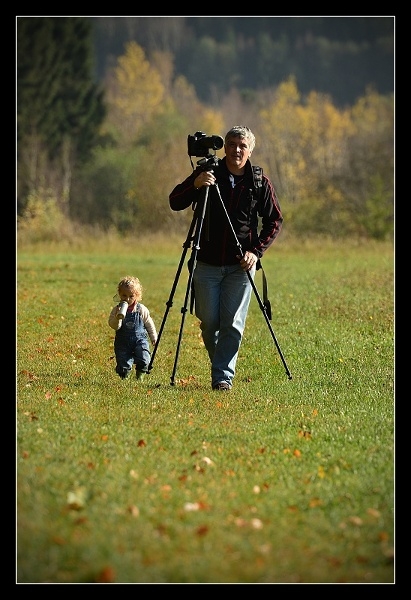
[{"xmin": 16, "ymin": 236, "xmax": 394, "ymax": 583}]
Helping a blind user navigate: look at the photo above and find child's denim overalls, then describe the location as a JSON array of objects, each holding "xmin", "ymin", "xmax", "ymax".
[{"xmin": 114, "ymin": 304, "xmax": 150, "ymax": 379}]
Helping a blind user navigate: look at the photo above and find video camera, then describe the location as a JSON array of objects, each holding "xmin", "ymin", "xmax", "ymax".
[{"xmin": 187, "ymin": 131, "xmax": 224, "ymax": 157}]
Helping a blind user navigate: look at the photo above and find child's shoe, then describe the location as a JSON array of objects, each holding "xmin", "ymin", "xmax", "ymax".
[
  {"xmin": 136, "ymin": 371, "xmax": 146, "ymax": 381},
  {"xmin": 117, "ymin": 367, "xmax": 130, "ymax": 380}
]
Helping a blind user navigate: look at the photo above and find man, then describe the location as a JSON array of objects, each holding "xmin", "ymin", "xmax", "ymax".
[{"xmin": 169, "ymin": 126, "xmax": 283, "ymax": 391}]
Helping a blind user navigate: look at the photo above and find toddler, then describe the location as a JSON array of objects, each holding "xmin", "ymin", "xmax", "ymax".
[{"xmin": 108, "ymin": 276, "xmax": 157, "ymax": 381}]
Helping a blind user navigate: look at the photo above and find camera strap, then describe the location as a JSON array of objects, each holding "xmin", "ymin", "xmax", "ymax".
[{"xmin": 256, "ymin": 259, "xmax": 272, "ymax": 320}]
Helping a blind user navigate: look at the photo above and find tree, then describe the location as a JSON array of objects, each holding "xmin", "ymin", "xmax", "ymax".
[
  {"xmin": 102, "ymin": 41, "xmax": 165, "ymax": 145},
  {"xmin": 258, "ymin": 77, "xmax": 393, "ymax": 238},
  {"xmin": 17, "ymin": 17, "xmax": 105, "ymax": 215},
  {"xmin": 347, "ymin": 89, "xmax": 394, "ymax": 239},
  {"xmin": 71, "ymin": 42, "xmax": 225, "ymax": 234}
]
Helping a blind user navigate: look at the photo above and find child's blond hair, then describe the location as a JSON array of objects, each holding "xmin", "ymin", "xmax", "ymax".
[{"xmin": 117, "ymin": 275, "xmax": 143, "ymax": 301}]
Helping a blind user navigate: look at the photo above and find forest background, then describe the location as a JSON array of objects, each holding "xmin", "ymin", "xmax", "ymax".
[{"xmin": 16, "ymin": 16, "xmax": 395, "ymax": 244}]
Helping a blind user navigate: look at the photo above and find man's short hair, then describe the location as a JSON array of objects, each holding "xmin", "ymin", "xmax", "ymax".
[{"xmin": 225, "ymin": 126, "xmax": 255, "ymax": 152}]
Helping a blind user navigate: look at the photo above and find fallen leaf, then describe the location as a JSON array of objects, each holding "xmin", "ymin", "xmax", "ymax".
[
  {"xmin": 67, "ymin": 487, "xmax": 87, "ymax": 510},
  {"xmin": 52, "ymin": 536, "xmax": 66, "ymax": 545},
  {"xmin": 309, "ymin": 497, "xmax": 323, "ymax": 508},
  {"xmin": 251, "ymin": 518, "xmax": 263, "ymax": 529},
  {"xmin": 95, "ymin": 566, "xmax": 115, "ymax": 583},
  {"xmin": 327, "ymin": 556, "xmax": 342, "ymax": 567},
  {"xmin": 355, "ymin": 555, "xmax": 369, "ymax": 564},
  {"xmin": 128, "ymin": 505, "xmax": 139, "ymax": 517},
  {"xmin": 184, "ymin": 502, "xmax": 200, "ymax": 511}
]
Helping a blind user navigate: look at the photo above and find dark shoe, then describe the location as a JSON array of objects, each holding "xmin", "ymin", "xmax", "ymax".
[
  {"xmin": 212, "ymin": 382, "xmax": 231, "ymax": 391},
  {"xmin": 117, "ymin": 368, "xmax": 130, "ymax": 380},
  {"xmin": 136, "ymin": 371, "xmax": 146, "ymax": 381}
]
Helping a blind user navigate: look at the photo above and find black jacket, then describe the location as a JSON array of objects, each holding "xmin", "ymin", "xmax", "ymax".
[{"xmin": 169, "ymin": 157, "xmax": 283, "ymax": 266}]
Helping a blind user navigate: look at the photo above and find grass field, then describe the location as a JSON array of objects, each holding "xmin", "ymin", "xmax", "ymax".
[{"xmin": 16, "ymin": 235, "xmax": 394, "ymax": 584}]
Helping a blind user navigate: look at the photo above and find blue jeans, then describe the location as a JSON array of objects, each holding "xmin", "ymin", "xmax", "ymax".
[
  {"xmin": 193, "ymin": 261, "xmax": 256, "ymax": 388},
  {"xmin": 114, "ymin": 310, "xmax": 151, "ymax": 378}
]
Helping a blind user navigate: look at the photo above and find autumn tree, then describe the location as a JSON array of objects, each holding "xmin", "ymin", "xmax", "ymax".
[
  {"xmin": 258, "ymin": 76, "xmax": 393, "ymax": 238},
  {"xmin": 102, "ymin": 41, "xmax": 166, "ymax": 145},
  {"xmin": 347, "ymin": 89, "xmax": 394, "ymax": 239},
  {"xmin": 72, "ymin": 41, "xmax": 224, "ymax": 234}
]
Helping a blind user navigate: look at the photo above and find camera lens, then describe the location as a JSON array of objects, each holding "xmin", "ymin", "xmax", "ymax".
[{"xmin": 210, "ymin": 135, "xmax": 224, "ymax": 150}]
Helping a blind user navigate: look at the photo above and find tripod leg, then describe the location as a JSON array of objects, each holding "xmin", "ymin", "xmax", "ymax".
[
  {"xmin": 214, "ymin": 183, "xmax": 292, "ymax": 380},
  {"xmin": 246, "ymin": 271, "xmax": 292, "ymax": 379},
  {"xmin": 170, "ymin": 252, "xmax": 195, "ymax": 385},
  {"xmin": 170, "ymin": 188, "xmax": 210, "ymax": 385},
  {"xmin": 147, "ymin": 214, "xmax": 197, "ymax": 374}
]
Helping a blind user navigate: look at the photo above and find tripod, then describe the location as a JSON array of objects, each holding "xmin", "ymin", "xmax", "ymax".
[{"xmin": 148, "ymin": 155, "xmax": 292, "ymax": 383}]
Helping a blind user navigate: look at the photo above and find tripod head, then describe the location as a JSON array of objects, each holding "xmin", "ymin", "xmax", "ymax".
[{"xmin": 197, "ymin": 154, "xmax": 219, "ymax": 172}]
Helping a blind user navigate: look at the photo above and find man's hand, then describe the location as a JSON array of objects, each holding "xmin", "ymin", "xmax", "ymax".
[{"xmin": 237, "ymin": 251, "xmax": 257, "ymax": 271}]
